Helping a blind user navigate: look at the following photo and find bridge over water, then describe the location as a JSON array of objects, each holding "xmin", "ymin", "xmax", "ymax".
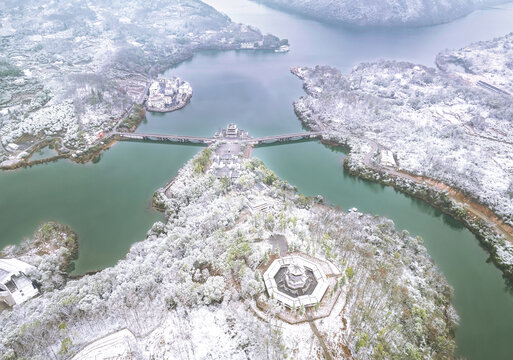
[
  {"xmin": 113, "ymin": 129, "xmax": 323, "ymax": 146},
  {"xmin": 113, "ymin": 132, "xmax": 214, "ymax": 144}
]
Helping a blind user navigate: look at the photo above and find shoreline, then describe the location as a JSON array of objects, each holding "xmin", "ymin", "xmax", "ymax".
[
  {"xmin": 296, "ymin": 101, "xmax": 513, "ymax": 279},
  {"xmin": 0, "ymin": 40, "xmax": 282, "ymax": 173},
  {"xmin": 335, "ymin": 138, "xmax": 513, "ymax": 280},
  {"xmin": 292, "ymin": 65, "xmax": 513, "ymax": 280}
]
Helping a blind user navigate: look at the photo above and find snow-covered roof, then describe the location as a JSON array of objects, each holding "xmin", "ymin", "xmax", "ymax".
[
  {"xmin": 0, "ymin": 258, "xmax": 34, "ymax": 281},
  {"xmin": 0, "ymin": 258, "xmax": 39, "ymax": 306},
  {"xmin": 263, "ymin": 254, "xmax": 330, "ymax": 308}
]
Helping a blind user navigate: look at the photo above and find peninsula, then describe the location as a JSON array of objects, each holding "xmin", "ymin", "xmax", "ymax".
[
  {"xmin": 0, "ymin": 133, "xmax": 457, "ymax": 359},
  {"xmin": 291, "ymin": 32, "xmax": 513, "ymax": 279}
]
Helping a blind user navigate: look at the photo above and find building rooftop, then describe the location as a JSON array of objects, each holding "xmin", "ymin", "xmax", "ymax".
[
  {"xmin": 263, "ymin": 254, "xmax": 330, "ymax": 308},
  {"xmin": 0, "ymin": 258, "xmax": 39, "ymax": 307}
]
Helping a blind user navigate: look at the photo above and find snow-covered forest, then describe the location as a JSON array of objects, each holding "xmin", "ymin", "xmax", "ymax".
[
  {"xmin": 292, "ymin": 33, "xmax": 513, "ymax": 279},
  {"xmin": 437, "ymin": 32, "xmax": 513, "ymax": 94},
  {"xmin": 0, "ymin": 151, "xmax": 456, "ymax": 359},
  {"xmin": 293, "ymin": 35, "xmax": 513, "ymax": 227},
  {"xmin": 253, "ymin": 0, "xmax": 509, "ymax": 27},
  {"xmin": 0, "ymin": 0, "xmax": 280, "ymax": 168}
]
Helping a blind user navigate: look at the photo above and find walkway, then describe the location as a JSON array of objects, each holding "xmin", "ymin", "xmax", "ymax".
[
  {"xmin": 113, "ymin": 128, "xmax": 323, "ymax": 146},
  {"xmin": 113, "ymin": 132, "xmax": 214, "ymax": 144}
]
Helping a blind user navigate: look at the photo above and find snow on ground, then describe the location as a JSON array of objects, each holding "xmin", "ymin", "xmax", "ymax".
[
  {"xmin": 293, "ymin": 42, "xmax": 513, "ymax": 227},
  {"xmin": 0, "ymin": 152, "xmax": 456, "ymax": 359},
  {"xmin": 0, "ymin": 0, "xmax": 280, "ymax": 164},
  {"xmin": 253, "ymin": 0, "xmax": 509, "ymax": 27}
]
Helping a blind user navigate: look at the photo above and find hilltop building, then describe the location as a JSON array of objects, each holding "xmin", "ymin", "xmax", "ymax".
[
  {"xmin": 263, "ymin": 254, "xmax": 329, "ymax": 309},
  {"xmin": 257, "ymin": 250, "xmax": 343, "ymax": 323}
]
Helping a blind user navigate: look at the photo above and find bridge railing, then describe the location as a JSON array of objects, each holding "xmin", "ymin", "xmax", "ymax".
[{"xmin": 113, "ymin": 130, "xmax": 322, "ymax": 145}]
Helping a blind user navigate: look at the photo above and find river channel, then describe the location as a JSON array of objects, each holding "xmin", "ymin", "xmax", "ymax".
[{"xmin": 1, "ymin": 0, "xmax": 513, "ymax": 358}]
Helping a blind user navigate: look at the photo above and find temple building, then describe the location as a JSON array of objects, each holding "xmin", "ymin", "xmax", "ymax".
[{"xmin": 263, "ymin": 254, "xmax": 330, "ymax": 309}]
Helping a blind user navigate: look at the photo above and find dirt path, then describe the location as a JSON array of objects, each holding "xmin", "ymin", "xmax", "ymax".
[{"xmin": 307, "ymin": 311, "xmax": 334, "ymax": 360}]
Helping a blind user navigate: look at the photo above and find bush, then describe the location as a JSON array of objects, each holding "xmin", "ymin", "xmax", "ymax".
[
  {"xmin": 0, "ymin": 61, "xmax": 22, "ymax": 78},
  {"xmin": 193, "ymin": 148, "xmax": 212, "ymax": 174},
  {"xmin": 118, "ymin": 105, "xmax": 146, "ymax": 131}
]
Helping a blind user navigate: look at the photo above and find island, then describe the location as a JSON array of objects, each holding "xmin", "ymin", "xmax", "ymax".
[
  {"xmin": 0, "ymin": 130, "xmax": 456, "ymax": 359},
  {"xmin": 291, "ymin": 32, "xmax": 513, "ymax": 279},
  {"xmin": 147, "ymin": 77, "xmax": 193, "ymax": 113}
]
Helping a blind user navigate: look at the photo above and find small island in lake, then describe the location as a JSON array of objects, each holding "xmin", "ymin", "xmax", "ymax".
[{"xmin": 146, "ymin": 77, "xmax": 193, "ymax": 113}]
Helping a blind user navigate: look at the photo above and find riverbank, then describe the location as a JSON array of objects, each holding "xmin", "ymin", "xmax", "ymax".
[
  {"xmin": 293, "ymin": 96, "xmax": 513, "ymax": 280},
  {"xmin": 290, "ymin": 48, "xmax": 513, "ymax": 280},
  {"xmin": 291, "ymin": 59, "xmax": 513, "ymax": 228},
  {"xmin": 340, "ymin": 139, "xmax": 513, "ymax": 280},
  {"xmin": 0, "ymin": 0, "xmax": 285, "ymax": 172}
]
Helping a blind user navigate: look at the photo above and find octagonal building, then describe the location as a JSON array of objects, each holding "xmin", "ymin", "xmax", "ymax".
[{"xmin": 263, "ymin": 254, "xmax": 329, "ymax": 309}]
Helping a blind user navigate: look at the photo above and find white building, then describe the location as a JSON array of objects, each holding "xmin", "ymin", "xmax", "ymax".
[
  {"xmin": 240, "ymin": 42, "xmax": 255, "ymax": 49},
  {"xmin": 6, "ymin": 143, "xmax": 19, "ymax": 152},
  {"xmin": 0, "ymin": 258, "xmax": 39, "ymax": 307},
  {"xmin": 225, "ymin": 123, "xmax": 239, "ymax": 138},
  {"xmin": 379, "ymin": 149, "xmax": 397, "ymax": 167},
  {"xmin": 149, "ymin": 82, "xmax": 160, "ymax": 96}
]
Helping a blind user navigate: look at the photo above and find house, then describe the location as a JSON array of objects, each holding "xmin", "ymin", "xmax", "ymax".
[
  {"xmin": 6, "ymin": 143, "xmax": 19, "ymax": 152},
  {"xmin": 379, "ymin": 149, "xmax": 397, "ymax": 167},
  {"xmin": 164, "ymin": 87, "xmax": 175, "ymax": 96},
  {"xmin": 240, "ymin": 42, "xmax": 255, "ymax": 49},
  {"xmin": 0, "ymin": 258, "xmax": 39, "ymax": 307},
  {"xmin": 149, "ymin": 82, "xmax": 160, "ymax": 96},
  {"xmin": 248, "ymin": 199, "xmax": 269, "ymax": 213}
]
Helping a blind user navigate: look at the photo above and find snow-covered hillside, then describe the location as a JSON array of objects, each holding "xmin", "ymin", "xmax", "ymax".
[
  {"xmin": 437, "ymin": 33, "xmax": 513, "ymax": 94},
  {"xmin": 291, "ymin": 33, "xmax": 513, "ymax": 279},
  {"xmin": 255, "ymin": 0, "xmax": 508, "ymax": 27},
  {"xmin": 0, "ymin": 0, "xmax": 281, "ymax": 168},
  {"xmin": 293, "ymin": 56, "xmax": 513, "ymax": 227},
  {"xmin": 0, "ymin": 151, "xmax": 456, "ymax": 359}
]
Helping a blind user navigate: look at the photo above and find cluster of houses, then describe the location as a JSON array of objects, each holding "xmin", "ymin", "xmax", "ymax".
[
  {"xmin": 147, "ymin": 77, "xmax": 192, "ymax": 112},
  {"xmin": 240, "ymin": 40, "xmax": 264, "ymax": 49},
  {"xmin": 239, "ymin": 41, "xmax": 289, "ymax": 53}
]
